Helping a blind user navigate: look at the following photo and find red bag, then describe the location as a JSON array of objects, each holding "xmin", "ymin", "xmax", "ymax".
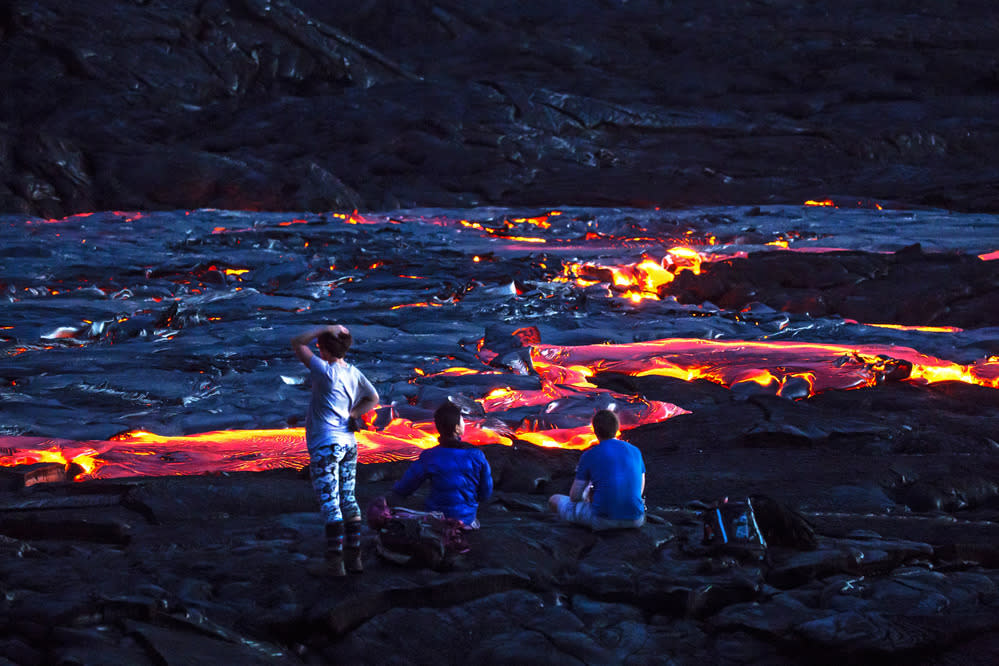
[{"xmin": 367, "ymin": 497, "xmax": 470, "ymax": 570}]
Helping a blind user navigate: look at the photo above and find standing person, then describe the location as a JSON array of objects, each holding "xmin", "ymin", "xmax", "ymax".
[
  {"xmin": 292, "ymin": 324, "xmax": 379, "ymax": 576},
  {"xmin": 548, "ymin": 409, "xmax": 646, "ymax": 531},
  {"xmin": 389, "ymin": 402, "xmax": 493, "ymax": 528}
]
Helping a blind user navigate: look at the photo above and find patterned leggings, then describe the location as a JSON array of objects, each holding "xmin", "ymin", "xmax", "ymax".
[{"xmin": 308, "ymin": 433, "xmax": 360, "ymax": 523}]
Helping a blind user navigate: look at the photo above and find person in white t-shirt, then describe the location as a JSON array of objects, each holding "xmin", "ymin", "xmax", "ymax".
[{"xmin": 292, "ymin": 324, "xmax": 379, "ymax": 576}]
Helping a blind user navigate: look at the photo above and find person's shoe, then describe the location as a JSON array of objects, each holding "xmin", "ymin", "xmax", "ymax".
[
  {"xmin": 345, "ymin": 547, "xmax": 363, "ymax": 573},
  {"xmin": 307, "ymin": 521, "xmax": 347, "ymax": 576},
  {"xmin": 344, "ymin": 520, "xmax": 364, "ymax": 573},
  {"xmin": 307, "ymin": 552, "xmax": 346, "ymax": 577}
]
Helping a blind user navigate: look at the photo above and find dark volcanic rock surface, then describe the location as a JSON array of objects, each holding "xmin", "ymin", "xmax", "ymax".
[
  {"xmin": 670, "ymin": 245, "xmax": 999, "ymax": 328},
  {"xmin": 1, "ymin": 413, "xmax": 998, "ymax": 665},
  {"xmin": 3, "ymin": 0, "xmax": 999, "ymax": 216}
]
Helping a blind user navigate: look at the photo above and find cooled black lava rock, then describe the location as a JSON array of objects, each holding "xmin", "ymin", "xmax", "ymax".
[{"xmin": 4, "ymin": 1, "xmax": 999, "ymax": 216}]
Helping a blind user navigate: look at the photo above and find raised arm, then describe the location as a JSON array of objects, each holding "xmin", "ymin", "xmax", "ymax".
[{"xmin": 290, "ymin": 324, "xmax": 348, "ymax": 367}]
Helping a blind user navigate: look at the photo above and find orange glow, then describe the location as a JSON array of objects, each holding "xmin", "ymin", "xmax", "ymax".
[
  {"xmin": 0, "ymin": 439, "xmax": 100, "ymax": 476},
  {"xmin": 390, "ymin": 302, "xmax": 443, "ymax": 310},
  {"xmin": 278, "ymin": 219, "xmax": 309, "ymax": 226},
  {"xmin": 434, "ymin": 367, "xmax": 496, "ymax": 376},
  {"xmin": 910, "ymin": 364, "xmax": 978, "ymax": 385},
  {"xmin": 9, "ymin": 345, "xmax": 56, "ymax": 356},
  {"xmin": 979, "ymin": 250, "xmax": 999, "ymax": 261},
  {"xmin": 734, "ymin": 369, "xmax": 779, "ymax": 386},
  {"xmin": 509, "ymin": 215, "xmax": 553, "ymax": 229},
  {"xmin": 535, "ymin": 339, "xmax": 999, "ymax": 394},
  {"xmin": 330, "ymin": 211, "xmax": 376, "ymax": 225},
  {"xmin": 2, "ymin": 331, "xmax": 996, "ymax": 481},
  {"xmin": 515, "ymin": 425, "xmax": 595, "ymax": 450},
  {"xmin": 866, "ymin": 323, "xmax": 964, "ymax": 333},
  {"xmin": 502, "ymin": 236, "xmax": 547, "ymax": 244},
  {"xmin": 31, "ymin": 212, "xmax": 95, "ymax": 225},
  {"xmin": 223, "ymin": 268, "xmax": 249, "ymax": 276},
  {"xmin": 558, "ymin": 246, "xmax": 706, "ymax": 299},
  {"xmin": 804, "ymin": 199, "xmax": 836, "ymax": 207}
]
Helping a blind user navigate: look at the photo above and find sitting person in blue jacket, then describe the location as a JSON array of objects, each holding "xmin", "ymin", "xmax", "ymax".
[{"xmin": 388, "ymin": 402, "xmax": 493, "ymax": 528}]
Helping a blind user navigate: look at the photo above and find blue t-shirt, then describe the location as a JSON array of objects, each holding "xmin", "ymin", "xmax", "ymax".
[{"xmin": 575, "ymin": 438, "xmax": 646, "ymax": 521}]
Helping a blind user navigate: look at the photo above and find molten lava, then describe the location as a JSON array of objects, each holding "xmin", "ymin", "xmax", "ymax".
[
  {"xmin": 534, "ymin": 338, "xmax": 999, "ymax": 395},
  {"xmin": 557, "ymin": 246, "xmax": 707, "ymax": 301},
  {"xmin": 2, "ymin": 206, "xmax": 996, "ymax": 484},
  {"xmin": 3, "ymin": 332, "xmax": 995, "ymax": 481}
]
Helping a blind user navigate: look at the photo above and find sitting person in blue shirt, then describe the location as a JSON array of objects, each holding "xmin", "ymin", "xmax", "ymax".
[
  {"xmin": 548, "ymin": 409, "xmax": 646, "ymax": 531},
  {"xmin": 389, "ymin": 403, "xmax": 493, "ymax": 528}
]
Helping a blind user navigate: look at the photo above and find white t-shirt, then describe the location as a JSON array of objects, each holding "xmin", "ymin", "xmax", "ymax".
[{"xmin": 306, "ymin": 355, "xmax": 377, "ymax": 440}]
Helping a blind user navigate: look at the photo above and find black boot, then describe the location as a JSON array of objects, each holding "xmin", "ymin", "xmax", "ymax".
[
  {"xmin": 345, "ymin": 520, "xmax": 364, "ymax": 573},
  {"xmin": 309, "ymin": 521, "xmax": 345, "ymax": 577}
]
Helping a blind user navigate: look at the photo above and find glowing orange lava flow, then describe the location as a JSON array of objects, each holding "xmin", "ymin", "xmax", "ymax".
[
  {"xmin": 0, "ymin": 335, "xmax": 689, "ymax": 480},
  {"xmin": 534, "ymin": 338, "xmax": 999, "ymax": 395},
  {"xmin": 0, "ymin": 420, "xmax": 630, "ymax": 482},
  {"xmin": 863, "ymin": 323, "xmax": 964, "ymax": 333},
  {"xmin": 1, "ymin": 334, "xmax": 995, "ymax": 481},
  {"xmin": 558, "ymin": 246, "xmax": 707, "ymax": 301}
]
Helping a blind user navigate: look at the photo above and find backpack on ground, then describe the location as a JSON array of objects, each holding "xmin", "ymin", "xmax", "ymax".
[
  {"xmin": 366, "ymin": 496, "xmax": 470, "ymax": 570},
  {"xmin": 700, "ymin": 497, "xmax": 768, "ymax": 560}
]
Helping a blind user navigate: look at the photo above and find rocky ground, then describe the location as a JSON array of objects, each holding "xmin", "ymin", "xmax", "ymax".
[
  {"xmin": 1, "ymin": 375, "xmax": 998, "ymax": 664},
  {"xmin": 3, "ymin": 0, "xmax": 999, "ymax": 217}
]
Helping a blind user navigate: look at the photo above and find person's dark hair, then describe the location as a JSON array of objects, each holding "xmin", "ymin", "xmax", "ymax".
[
  {"xmin": 434, "ymin": 402, "xmax": 463, "ymax": 437},
  {"xmin": 317, "ymin": 330, "xmax": 352, "ymax": 359},
  {"xmin": 592, "ymin": 409, "xmax": 619, "ymax": 441}
]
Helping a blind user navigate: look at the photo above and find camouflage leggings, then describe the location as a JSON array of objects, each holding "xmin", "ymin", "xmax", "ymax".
[{"xmin": 308, "ymin": 433, "xmax": 360, "ymax": 523}]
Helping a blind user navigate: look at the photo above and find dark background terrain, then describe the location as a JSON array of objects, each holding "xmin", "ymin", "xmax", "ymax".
[
  {"xmin": 2, "ymin": 3, "xmax": 999, "ymax": 664},
  {"xmin": 2, "ymin": 0, "xmax": 999, "ymax": 217}
]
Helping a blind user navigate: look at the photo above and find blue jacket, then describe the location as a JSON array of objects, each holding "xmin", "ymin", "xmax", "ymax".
[{"xmin": 392, "ymin": 438, "xmax": 493, "ymax": 525}]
